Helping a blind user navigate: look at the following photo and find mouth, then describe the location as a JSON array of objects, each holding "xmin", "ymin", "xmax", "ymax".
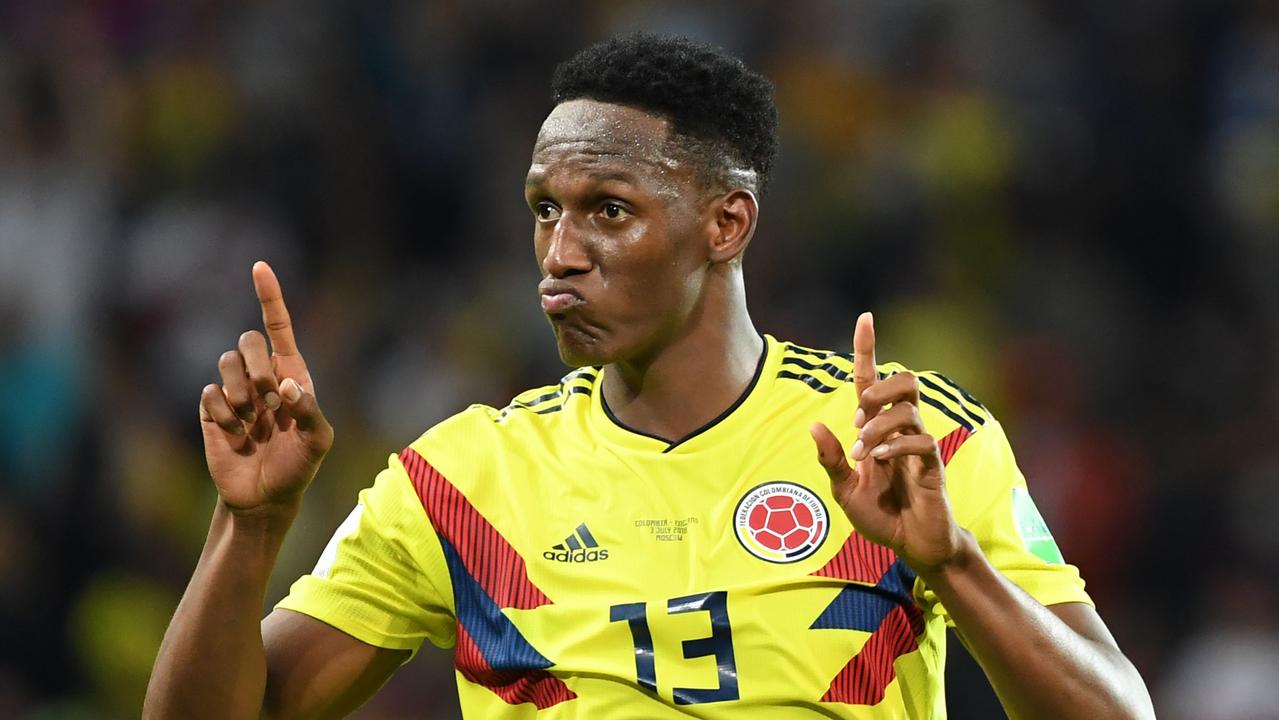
[
  {"xmin": 541, "ymin": 292, "xmax": 583, "ymax": 314},
  {"xmin": 538, "ymin": 281, "xmax": 584, "ymax": 315}
]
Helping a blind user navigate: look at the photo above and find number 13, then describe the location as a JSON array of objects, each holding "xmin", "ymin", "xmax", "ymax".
[{"xmin": 609, "ymin": 590, "xmax": 740, "ymax": 705}]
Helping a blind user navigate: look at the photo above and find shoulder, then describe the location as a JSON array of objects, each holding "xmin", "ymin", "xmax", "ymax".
[
  {"xmin": 871, "ymin": 359, "xmax": 1011, "ymax": 514},
  {"xmin": 400, "ymin": 366, "xmax": 600, "ymax": 476},
  {"xmin": 772, "ymin": 335, "xmax": 992, "ymax": 447},
  {"xmin": 771, "ymin": 336, "xmax": 993, "ymax": 441},
  {"xmin": 880, "ymin": 363, "xmax": 994, "ymax": 447},
  {"xmin": 774, "ymin": 338, "xmax": 856, "ymax": 394},
  {"xmin": 494, "ymin": 365, "xmax": 600, "ymax": 424}
]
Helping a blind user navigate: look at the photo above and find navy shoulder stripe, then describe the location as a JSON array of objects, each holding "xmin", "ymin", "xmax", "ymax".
[
  {"xmin": 780, "ymin": 355, "xmax": 852, "ymax": 383},
  {"xmin": 778, "ymin": 369, "xmax": 841, "ymax": 393},
  {"xmin": 782, "ymin": 355, "xmax": 990, "ymax": 435},
  {"xmin": 498, "ymin": 368, "xmax": 598, "ymax": 420},
  {"xmin": 931, "ymin": 372, "xmax": 988, "ymax": 413},
  {"xmin": 917, "ymin": 373, "xmax": 987, "ymax": 428},
  {"xmin": 917, "ymin": 391, "xmax": 974, "ymax": 432},
  {"xmin": 778, "ymin": 343, "xmax": 854, "ymax": 393},
  {"xmin": 783, "ymin": 342, "xmax": 854, "ymax": 362}
]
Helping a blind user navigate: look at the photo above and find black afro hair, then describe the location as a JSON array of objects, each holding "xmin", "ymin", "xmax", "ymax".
[{"xmin": 551, "ymin": 32, "xmax": 779, "ymax": 194}]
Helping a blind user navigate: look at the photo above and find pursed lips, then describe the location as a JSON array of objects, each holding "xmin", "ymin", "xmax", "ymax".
[{"xmin": 538, "ymin": 280, "xmax": 584, "ymax": 314}]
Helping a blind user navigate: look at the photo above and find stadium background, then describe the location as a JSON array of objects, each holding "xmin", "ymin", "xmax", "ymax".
[{"xmin": 2, "ymin": 0, "xmax": 1278, "ymax": 717}]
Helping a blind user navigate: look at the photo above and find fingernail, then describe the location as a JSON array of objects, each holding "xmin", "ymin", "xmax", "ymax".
[
  {"xmin": 871, "ymin": 445, "xmax": 888, "ymax": 458},
  {"xmin": 851, "ymin": 440, "xmax": 864, "ymax": 458},
  {"xmin": 281, "ymin": 378, "xmax": 301, "ymax": 403},
  {"xmin": 854, "ymin": 409, "xmax": 866, "ymax": 427},
  {"xmin": 264, "ymin": 391, "xmax": 281, "ymax": 410}
]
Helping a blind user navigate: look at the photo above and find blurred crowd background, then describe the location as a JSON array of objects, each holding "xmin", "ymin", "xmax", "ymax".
[{"xmin": 2, "ymin": 0, "xmax": 1278, "ymax": 717}]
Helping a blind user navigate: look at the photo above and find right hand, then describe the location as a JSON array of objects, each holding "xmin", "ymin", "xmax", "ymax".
[{"xmin": 198, "ymin": 261, "xmax": 334, "ymax": 515}]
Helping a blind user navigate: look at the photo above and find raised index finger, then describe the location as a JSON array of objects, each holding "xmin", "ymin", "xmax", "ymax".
[
  {"xmin": 852, "ymin": 311, "xmax": 877, "ymax": 397},
  {"xmin": 251, "ymin": 261, "xmax": 299, "ymax": 357}
]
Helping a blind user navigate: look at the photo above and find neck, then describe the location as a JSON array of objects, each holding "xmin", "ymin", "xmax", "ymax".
[{"xmin": 601, "ymin": 272, "xmax": 763, "ymax": 443}]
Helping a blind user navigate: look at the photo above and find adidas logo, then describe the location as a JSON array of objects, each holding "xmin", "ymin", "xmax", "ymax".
[{"xmin": 543, "ymin": 523, "xmax": 610, "ymax": 563}]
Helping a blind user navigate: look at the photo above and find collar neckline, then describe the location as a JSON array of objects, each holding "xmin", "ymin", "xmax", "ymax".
[{"xmin": 592, "ymin": 334, "xmax": 778, "ymax": 454}]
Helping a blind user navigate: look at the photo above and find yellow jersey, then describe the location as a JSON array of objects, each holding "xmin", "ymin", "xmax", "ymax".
[{"xmin": 278, "ymin": 334, "xmax": 1090, "ymax": 718}]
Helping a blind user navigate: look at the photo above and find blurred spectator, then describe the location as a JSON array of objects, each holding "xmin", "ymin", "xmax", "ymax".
[{"xmin": 1160, "ymin": 571, "xmax": 1279, "ymax": 720}]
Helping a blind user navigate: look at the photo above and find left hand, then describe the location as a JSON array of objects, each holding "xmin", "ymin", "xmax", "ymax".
[{"xmin": 809, "ymin": 312, "xmax": 965, "ymax": 571}]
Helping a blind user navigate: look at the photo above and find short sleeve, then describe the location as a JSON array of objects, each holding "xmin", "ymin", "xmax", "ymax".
[
  {"xmin": 918, "ymin": 421, "xmax": 1092, "ymax": 624},
  {"xmin": 275, "ymin": 453, "xmax": 456, "ymax": 655}
]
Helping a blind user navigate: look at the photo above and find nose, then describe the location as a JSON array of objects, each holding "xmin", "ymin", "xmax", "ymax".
[{"xmin": 540, "ymin": 215, "xmax": 593, "ymax": 278}]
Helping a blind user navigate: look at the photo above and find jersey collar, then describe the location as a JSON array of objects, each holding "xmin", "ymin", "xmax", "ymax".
[{"xmin": 590, "ymin": 334, "xmax": 781, "ymax": 455}]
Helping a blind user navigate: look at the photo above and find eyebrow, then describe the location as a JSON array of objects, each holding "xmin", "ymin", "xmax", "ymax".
[{"xmin": 524, "ymin": 167, "xmax": 641, "ymax": 188}]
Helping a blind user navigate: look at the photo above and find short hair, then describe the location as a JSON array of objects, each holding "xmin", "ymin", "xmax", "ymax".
[{"xmin": 550, "ymin": 32, "xmax": 779, "ymax": 195}]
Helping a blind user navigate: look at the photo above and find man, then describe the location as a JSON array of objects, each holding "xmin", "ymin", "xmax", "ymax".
[{"xmin": 145, "ymin": 34, "xmax": 1154, "ymax": 718}]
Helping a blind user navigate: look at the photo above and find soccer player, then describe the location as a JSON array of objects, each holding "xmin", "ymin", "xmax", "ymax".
[{"xmin": 145, "ymin": 34, "xmax": 1154, "ymax": 718}]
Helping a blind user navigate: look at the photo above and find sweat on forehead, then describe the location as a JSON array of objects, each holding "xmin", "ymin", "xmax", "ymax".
[
  {"xmin": 530, "ymin": 99, "xmax": 760, "ymax": 195},
  {"xmin": 533, "ymin": 100, "xmax": 678, "ymax": 164}
]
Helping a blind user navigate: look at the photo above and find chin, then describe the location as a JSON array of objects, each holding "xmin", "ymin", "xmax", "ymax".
[
  {"xmin": 552, "ymin": 322, "xmax": 616, "ymax": 368},
  {"xmin": 555, "ymin": 336, "xmax": 612, "ymax": 368}
]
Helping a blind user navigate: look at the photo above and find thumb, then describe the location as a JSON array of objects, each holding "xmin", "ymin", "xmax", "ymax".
[
  {"xmin": 810, "ymin": 422, "xmax": 855, "ymax": 487},
  {"xmin": 280, "ymin": 377, "xmax": 331, "ymax": 439}
]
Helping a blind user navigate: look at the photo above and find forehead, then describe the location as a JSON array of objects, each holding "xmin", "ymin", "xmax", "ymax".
[{"xmin": 527, "ymin": 99, "xmax": 684, "ymax": 187}]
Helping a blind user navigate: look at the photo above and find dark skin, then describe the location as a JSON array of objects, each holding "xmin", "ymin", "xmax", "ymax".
[
  {"xmin": 144, "ymin": 99, "xmax": 1154, "ymax": 718},
  {"xmin": 526, "ymin": 99, "xmax": 763, "ymax": 439}
]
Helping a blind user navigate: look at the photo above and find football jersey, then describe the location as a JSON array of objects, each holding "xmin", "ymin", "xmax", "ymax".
[{"xmin": 277, "ymin": 334, "xmax": 1090, "ymax": 718}]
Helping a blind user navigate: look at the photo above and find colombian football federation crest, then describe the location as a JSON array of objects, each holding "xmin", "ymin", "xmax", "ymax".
[{"xmin": 734, "ymin": 482, "xmax": 830, "ymax": 563}]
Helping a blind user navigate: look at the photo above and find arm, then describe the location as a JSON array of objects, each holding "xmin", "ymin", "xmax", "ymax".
[
  {"xmin": 263, "ymin": 609, "xmax": 408, "ymax": 718},
  {"xmin": 145, "ymin": 500, "xmax": 406, "ymax": 718},
  {"xmin": 810, "ymin": 312, "xmax": 1154, "ymax": 720},
  {"xmin": 144, "ymin": 500, "xmax": 292, "ymax": 717},
  {"xmin": 919, "ymin": 534, "xmax": 1152, "ymax": 719},
  {"xmin": 144, "ymin": 262, "xmax": 401, "ymax": 718}
]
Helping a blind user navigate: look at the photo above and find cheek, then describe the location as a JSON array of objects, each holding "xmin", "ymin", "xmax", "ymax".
[{"xmin": 608, "ymin": 225, "xmax": 703, "ymax": 311}]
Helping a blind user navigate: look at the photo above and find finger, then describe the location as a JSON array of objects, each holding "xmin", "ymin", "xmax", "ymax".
[
  {"xmin": 810, "ymin": 422, "xmax": 855, "ymax": 486},
  {"xmin": 279, "ymin": 377, "xmax": 333, "ymax": 455},
  {"xmin": 858, "ymin": 372, "xmax": 921, "ymax": 416},
  {"xmin": 239, "ymin": 330, "xmax": 281, "ymax": 411},
  {"xmin": 252, "ymin": 261, "xmax": 299, "ymax": 357},
  {"xmin": 852, "ymin": 312, "xmax": 877, "ymax": 426},
  {"xmin": 850, "ymin": 402, "xmax": 924, "ymax": 460},
  {"xmin": 247, "ymin": 398, "xmax": 276, "ymax": 443},
  {"xmin": 868, "ymin": 434, "xmax": 942, "ymax": 470},
  {"xmin": 200, "ymin": 383, "xmax": 246, "ymax": 438},
  {"xmin": 218, "ymin": 350, "xmax": 256, "ymax": 422}
]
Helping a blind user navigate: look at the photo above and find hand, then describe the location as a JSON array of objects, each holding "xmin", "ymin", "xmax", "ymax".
[
  {"xmin": 198, "ymin": 261, "xmax": 334, "ymax": 516},
  {"xmin": 810, "ymin": 312, "xmax": 964, "ymax": 571}
]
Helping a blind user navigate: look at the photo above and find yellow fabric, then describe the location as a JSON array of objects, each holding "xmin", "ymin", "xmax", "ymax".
[
  {"xmin": 278, "ymin": 335, "xmax": 1090, "ymax": 718},
  {"xmin": 276, "ymin": 457, "xmax": 455, "ymax": 655}
]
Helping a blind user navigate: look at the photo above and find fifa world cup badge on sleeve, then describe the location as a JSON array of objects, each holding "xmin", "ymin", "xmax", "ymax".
[
  {"xmin": 1012, "ymin": 487, "xmax": 1065, "ymax": 565},
  {"xmin": 734, "ymin": 482, "xmax": 830, "ymax": 563}
]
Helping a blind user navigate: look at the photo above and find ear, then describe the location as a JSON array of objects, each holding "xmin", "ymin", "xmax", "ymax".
[{"xmin": 707, "ymin": 189, "xmax": 759, "ymax": 264}]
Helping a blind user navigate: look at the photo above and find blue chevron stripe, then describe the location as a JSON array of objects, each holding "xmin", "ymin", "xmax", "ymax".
[
  {"xmin": 439, "ymin": 534, "xmax": 552, "ymax": 671},
  {"xmin": 810, "ymin": 559, "xmax": 918, "ymax": 632}
]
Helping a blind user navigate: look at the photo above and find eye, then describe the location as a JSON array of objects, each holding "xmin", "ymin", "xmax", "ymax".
[
  {"xmin": 602, "ymin": 202, "xmax": 630, "ymax": 220},
  {"xmin": 536, "ymin": 202, "xmax": 561, "ymax": 221}
]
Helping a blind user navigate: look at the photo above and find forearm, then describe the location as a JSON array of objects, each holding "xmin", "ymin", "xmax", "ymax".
[
  {"xmin": 918, "ymin": 532, "xmax": 1153, "ymax": 720},
  {"xmin": 144, "ymin": 500, "xmax": 298, "ymax": 719}
]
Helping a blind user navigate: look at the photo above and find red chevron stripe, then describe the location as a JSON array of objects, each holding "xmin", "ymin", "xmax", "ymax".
[
  {"xmin": 820, "ymin": 604, "xmax": 920, "ymax": 705},
  {"xmin": 938, "ymin": 426, "xmax": 972, "ymax": 465},
  {"xmin": 812, "ymin": 531, "xmax": 896, "ymax": 583},
  {"xmin": 455, "ymin": 624, "xmax": 576, "ymax": 709},
  {"xmin": 400, "ymin": 447, "xmax": 550, "ymax": 610}
]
